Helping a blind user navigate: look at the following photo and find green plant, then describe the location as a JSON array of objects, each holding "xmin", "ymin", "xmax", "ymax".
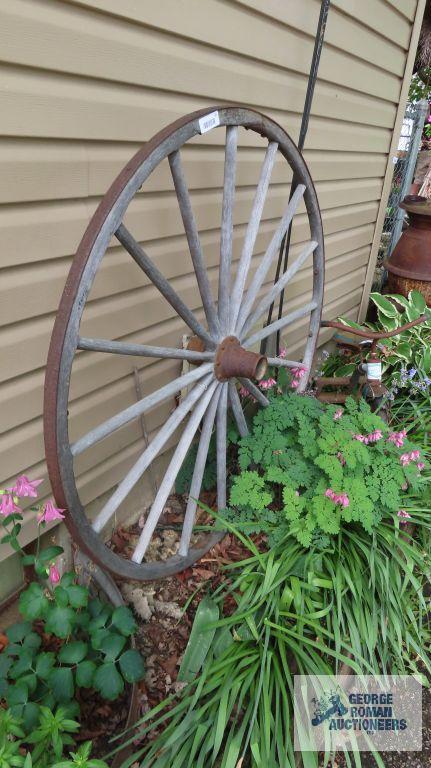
[
  {"xmin": 51, "ymin": 740, "xmax": 108, "ymax": 768},
  {"xmin": 1, "ymin": 575, "xmax": 144, "ymax": 730},
  {"xmin": 226, "ymin": 392, "xmax": 425, "ymax": 546},
  {"xmin": 119, "ymin": 507, "xmax": 431, "ymax": 768}
]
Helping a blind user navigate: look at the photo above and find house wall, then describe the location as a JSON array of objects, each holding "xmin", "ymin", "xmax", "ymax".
[{"xmin": 0, "ymin": 0, "xmax": 425, "ymax": 583}]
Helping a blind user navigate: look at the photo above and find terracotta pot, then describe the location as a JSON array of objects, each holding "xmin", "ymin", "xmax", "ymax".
[{"xmin": 385, "ymin": 197, "xmax": 431, "ymax": 305}]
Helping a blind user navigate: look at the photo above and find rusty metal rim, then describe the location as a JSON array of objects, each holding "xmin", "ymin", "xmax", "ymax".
[{"xmin": 43, "ymin": 105, "xmax": 324, "ymax": 580}]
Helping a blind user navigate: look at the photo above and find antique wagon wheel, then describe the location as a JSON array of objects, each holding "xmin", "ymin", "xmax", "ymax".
[{"xmin": 44, "ymin": 106, "xmax": 324, "ymax": 580}]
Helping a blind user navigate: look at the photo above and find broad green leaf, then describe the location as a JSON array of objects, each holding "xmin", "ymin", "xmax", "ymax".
[
  {"xmin": 49, "ymin": 667, "xmax": 74, "ymax": 702},
  {"xmin": 54, "ymin": 586, "xmax": 69, "ymax": 608},
  {"xmin": 395, "ymin": 342, "xmax": 411, "ymax": 361},
  {"xmin": 178, "ymin": 596, "xmax": 219, "ymax": 683},
  {"xmin": 93, "ymin": 662, "xmax": 124, "ymax": 700},
  {"xmin": 6, "ymin": 621, "xmax": 33, "ymax": 644},
  {"xmin": 38, "ymin": 545, "xmax": 64, "ymax": 564},
  {"xmin": 0, "ymin": 654, "xmax": 12, "ymax": 678},
  {"xmin": 9, "ymin": 650, "xmax": 33, "ymax": 679},
  {"xmin": 118, "ymin": 649, "xmax": 145, "ymax": 683},
  {"xmin": 19, "ymin": 583, "xmax": 49, "ymax": 621},
  {"xmin": 111, "ymin": 605, "xmax": 137, "ymax": 637},
  {"xmin": 58, "ymin": 641, "xmax": 88, "ymax": 665},
  {"xmin": 45, "ymin": 606, "xmax": 76, "ymax": 638},
  {"xmin": 7, "ymin": 681, "xmax": 29, "ymax": 706},
  {"xmin": 370, "ymin": 293, "xmax": 398, "ymax": 318},
  {"xmin": 409, "ymin": 289, "xmax": 427, "ymax": 314},
  {"xmin": 23, "ymin": 632, "xmax": 42, "ymax": 652},
  {"xmin": 75, "ymin": 660, "xmax": 96, "ymax": 688},
  {"xmin": 65, "ymin": 584, "xmax": 88, "ymax": 609},
  {"xmin": 99, "ymin": 633, "xmax": 126, "ymax": 661},
  {"xmin": 35, "ymin": 652, "xmax": 56, "ymax": 679}
]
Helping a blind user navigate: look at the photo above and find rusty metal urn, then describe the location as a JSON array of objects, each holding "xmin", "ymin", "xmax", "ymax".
[{"xmin": 385, "ymin": 197, "xmax": 431, "ymax": 305}]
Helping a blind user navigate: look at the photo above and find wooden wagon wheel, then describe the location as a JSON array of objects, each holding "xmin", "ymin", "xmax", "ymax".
[{"xmin": 44, "ymin": 106, "xmax": 324, "ymax": 580}]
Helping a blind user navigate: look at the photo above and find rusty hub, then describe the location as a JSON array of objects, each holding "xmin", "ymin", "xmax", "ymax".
[{"xmin": 214, "ymin": 336, "xmax": 267, "ymax": 382}]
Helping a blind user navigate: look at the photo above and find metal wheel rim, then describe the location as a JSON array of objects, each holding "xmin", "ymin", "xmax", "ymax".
[{"xmin": 44, "ymin": 105, "xmax": 324, "ymax": 580}]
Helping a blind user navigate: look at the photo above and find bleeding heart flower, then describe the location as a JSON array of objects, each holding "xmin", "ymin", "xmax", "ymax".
[{"xmin": 49, "ymin": 563, "xmax": 61, "ymax": 584}]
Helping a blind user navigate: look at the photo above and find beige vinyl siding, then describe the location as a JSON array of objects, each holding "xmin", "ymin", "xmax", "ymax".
[{"xmin": 0, "ymin": 0, "xmax": 424, "ymax": 562}]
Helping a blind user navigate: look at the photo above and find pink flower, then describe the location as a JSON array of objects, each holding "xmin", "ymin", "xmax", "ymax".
[
  {"xmin": 411, "ymin": 450, "xmax": 420, "ymax": 461},
  {"xmin": 291, "ymin": 379, "xmax": 299, "ymax": 388},
  {"xmin": 402, "ymin": 482, "xmax": 408, "ymax": 490},
  {"xmin": 279, "ymin": 347, "xmax": 287, "ymax": 359},
  {"xmin": 368, "ymin": 430, "xmax": 383, "ymax": 443},
  {"xmin": 239, "ymin": 386, "xmax": 256, "ymax": 402},
  {"xmin": 400, "ymin": 453, "xmax": 411, "ymax": 466},
  {"xmin": 397, "ymin": 509, "xmax": 411, "ymax": 523},
  {"xmin": 337, "ymin": 451, "xmax": 346, "ymax": 466},
  {"xmin": 417, "ymin": 462, "xmax": 425, "ymax": 471},
  {"xmin": 11, "ymin": 475, "xmax": 43, "ymax": 498},
  {"xmin": 0, "ymin": 493, "xmax": 20, "ymax": 517},
  {"xmin": 353, "ymin": 434, "xmax": 366, "ymax": 443},
  {"xmin": 324, "ymin": 489, "xmax": 349, "ymax": 507},
  {"xmin": 333, "ymin": 409, "xmax": 343, "ymax": 421},
  {"xmin": 49, "ymin": 563, "xmax": 61, "ymax": 584},
  {"xmin": 38, "ymin": 500, "xmax": 65, "ymax": 525},
  {"xmin": 388, "ymin": 429, "xmax": 406, "ymax": 448},
  {"xmin": 259, "ymin": 377, "xmax": 277, "ymax": 391}
]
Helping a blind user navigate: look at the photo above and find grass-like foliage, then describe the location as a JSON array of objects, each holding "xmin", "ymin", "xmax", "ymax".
[
  {"xmin": 227, "ymin": 393, "xmax": 425, "ymax": 546},
  {"xmin": 118, "ymin": 512, "xmax": 431, "ymax": 768}
]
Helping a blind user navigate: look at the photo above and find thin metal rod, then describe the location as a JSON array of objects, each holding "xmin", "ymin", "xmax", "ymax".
[
  {"xmin": 179, "ymin": 387, "xmax": 222, "ymax": 557},
  {"xmin": 237, "ymin": 377, "xmax": 269, "ymax": 407},
  {"xmin": 92, "ymin": 373, "xmax": 214, "ymax": 533},
  {"xmin": 229, "ymin": 142, "xmax": 278, "ymax": 333},
  {"xmin": 234, "ymin": 185, "xmax": 306, "ymax": 336},
  {"xmin": 169, "ymin": 150, "xmax": 221, "ymax": 339},
  {"xmin": 78, "ymin": 337, "xmax": 214, "ymax": 361},
  {"xmin": 115, "ymin": 223, "xmax": 214, "ymax": 348},
  {"xmin": 239, "ymin": 239, "xmax": 317, "ymax": 339},
  {"xmin": 133, "ymin": 367, "xmax": 158, "ymax": 497},
  {"xmin": 244, "ymin": 301, "xmax": 317, "ymax": 349},
  {"xmin": 132, "ymin": 380, "xmax": 219, "ymax": 563},
  {"xmin": 71, "ymin": 362, "xmax": 213, "ymax": 457},
  {"xmin": 267, "ymin": 358, "xmax": 309, "ymax": 370},
  {"xmin": 263, "ymin": 0, "xmax": 331, "ymax": 355},
  {"xmin": 228, "ymin": 380, "xmax": 248, "ymax": 437},
  {"xmin": 216, "ymin": 383, "xmax": 228, "ymax": 509},
  {"xmin": 218, "ymin": 126, "xmax": 238, "ymax": 335}
]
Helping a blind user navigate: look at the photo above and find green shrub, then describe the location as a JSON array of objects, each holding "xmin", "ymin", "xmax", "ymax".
[{"xmin": 226, "ymin": 393, "xmax": 425, "ymax": 546}]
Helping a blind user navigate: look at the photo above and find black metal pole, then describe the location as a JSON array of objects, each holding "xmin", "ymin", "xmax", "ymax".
[{"xmin": 261, "ymin": 0, "xmax": 331, "ymax": 356}]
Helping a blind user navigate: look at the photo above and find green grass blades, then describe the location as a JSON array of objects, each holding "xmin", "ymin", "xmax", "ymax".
[{"xmin": 177, "ymin": 595, "xmax": 219, "ymax": 683}]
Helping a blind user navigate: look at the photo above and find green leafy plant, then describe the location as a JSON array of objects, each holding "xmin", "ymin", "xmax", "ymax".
[
  {"xmin": 0, "ymin": 707, "xmax": 105, "ymax": 768},
  {"xmin": 51, "ymin": 740, "xmax": 108, "ymax": 768},
  {"xmin": 226, "ymin": 392, "xmax": 425, "ymax": 546},
  {"xmin": 1, "ymin": 575, "xmax": 144, "ymax": 729},
  {"xmin": 118, "ymin": 505, "xmax": 431, "ymax": 768}
]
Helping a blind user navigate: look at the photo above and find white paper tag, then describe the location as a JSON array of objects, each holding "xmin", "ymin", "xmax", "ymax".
[
  {"xmin": 367, "ymin": 361, "xmax": 382, "ymax": 380},
  {"xmin": 198, "ymin": 111, "xmax": 220, "ymax": 134}
]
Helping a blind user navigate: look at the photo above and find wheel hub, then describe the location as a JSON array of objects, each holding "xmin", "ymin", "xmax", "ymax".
[{"xmin": 214, "ymin": 336, "xmax": 267, "ymax": 382}]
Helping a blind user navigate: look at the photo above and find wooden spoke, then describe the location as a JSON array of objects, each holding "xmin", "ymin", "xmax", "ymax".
[
  {"xmin": 239, "ymin": 239, "xmax": 317, "ymax": 339},
  {"xmin": 169, "ymin": 150, "xmax": 221, "ymax": 339},
  {"xmin": 228, "ymin": 380, "xmax": 249, "ymax": 437},
  {"xmin": 234, "ymin": 185, "xmax": 306, "ymax": 335},
  {"xmin": 216, "ymin": 383, "xmax": 228, "ymax": 509},
  {"xmin": 116, "ymin": 223, "xmax": 214, "ymax": 347},
  {"xmin": 132, "ymin": 380, "xmax": 219, "ymax": 563},
  {"xmin": 267, "ymin": 358, "xmax": 309, "ymax": 370},
  {"xmin": 178, "ymin": 387, "xmax": 222, "ymax": 557},
  {"xmin": 78, "ymin": 337, "xmax": 214, "ymax": 362},
  {"xmin": 243, "ymin": 301, "xmax": 318, "ymax": 349},
  {"xmin": 229, "ymin": 141, "xmax": 279, "ymax": 332},
  {"xmin": 218, "ymin": 126, "xmax": 238, "ymax": 334},
  {"xmin": 71, "ymin": 362, "xmax": 213, "ymax": 458},
  {"xmin": 237, "ymin": 377, "xmax": 269, "ymax": 407},
  {"xmin": 92, "ymin": 373, "xmax": 214, "ymax": 533}
]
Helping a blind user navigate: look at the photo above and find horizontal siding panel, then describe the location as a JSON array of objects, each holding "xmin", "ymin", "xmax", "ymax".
[
  {"xmin": 331, "ymin": 0, "xmax": 411, "ymax": 46},
  {"xmin": 0, "ymin": 67, "xmax": 393, "ymax": 152},
  {"xmin": 0, "ymin": 1, "xmax": 399, "ymax": 122},
  {"xmin": 59, "ymin": 0, "xmax": 402, "ymax": 100},
  {"xmin": 0, "ymin": 177, "xmax": 383, "ymax": 271},
  {"xmin": 235, "ymin": 0, "xmax": 406, "ymax": 73},
  {"xmin": 0, "ymin": 140, "xmax": 388, "ymax": 205}
]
